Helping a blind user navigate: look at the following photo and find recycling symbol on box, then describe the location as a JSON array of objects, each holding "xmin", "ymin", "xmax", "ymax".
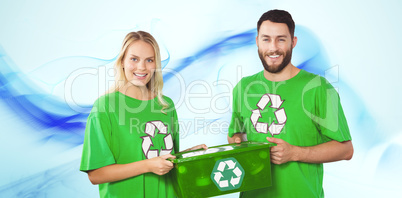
[
  {"xmin": 251, "ymin": 93, "xmax": 287, "ymax": 136},
  {"xmin": 141, "ymin": 121, "xmax": 173, "ymax": 159},
  {"xmin": 211, "ymin": 157, "xmax": 244, "ymax": 191}
]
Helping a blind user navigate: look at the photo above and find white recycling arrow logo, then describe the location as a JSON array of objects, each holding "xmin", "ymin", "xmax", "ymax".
[
  {"xmin": 141, "ymin": 121, "xmax": 173, "ymax": 159},
  {"xmin": 251, "ymin": 94, "xmax": 287, "ymax": 136},
  {"xmin": 211, "ymin": 158, "xmax": 244, "ymax": 191}
]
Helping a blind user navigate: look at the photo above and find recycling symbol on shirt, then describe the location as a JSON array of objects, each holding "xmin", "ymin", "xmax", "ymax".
[
  {"xmin": 141, "ymin": 121, "xmax": 173, "ymax": 159},
  {"xmin": 251, "ymin": 94, "xmax": 287, "ymax": 136},
  {"xmin": 211, "ymin": 157, "xmax": 244, "ymax": 191}
]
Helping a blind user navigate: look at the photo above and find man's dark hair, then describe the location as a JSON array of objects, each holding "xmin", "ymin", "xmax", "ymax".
[{"xmin": 257, "ymin": 9, "xmax": 295, "ymax": 38}]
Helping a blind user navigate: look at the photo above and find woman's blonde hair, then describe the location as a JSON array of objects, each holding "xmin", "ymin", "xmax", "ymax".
[{"xmin": 108, "ymin": 31, "xmax": 169, "ymax": 113}]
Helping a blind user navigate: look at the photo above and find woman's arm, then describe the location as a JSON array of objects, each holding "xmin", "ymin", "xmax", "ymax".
[
  {"xmin": 87, "ymin": 154, "xmax": 175, "ymax": 185},
  {"xmin": 181, "ymin": 144, "xmax": 208, "ymax": 152}
]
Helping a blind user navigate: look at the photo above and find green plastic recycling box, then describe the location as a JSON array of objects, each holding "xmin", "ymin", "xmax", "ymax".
[{"xmin": 169, "ymin": 141, "xmax": 274, "ymax": 198}]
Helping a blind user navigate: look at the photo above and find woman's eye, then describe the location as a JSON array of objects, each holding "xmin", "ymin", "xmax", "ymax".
[
  {"xmin": 147, "ymin": 59, "xmax": 153, "ymax": 63},
  {"xmin": 131, "ymin": 58, "xmax": 138, "ymax": 61}
]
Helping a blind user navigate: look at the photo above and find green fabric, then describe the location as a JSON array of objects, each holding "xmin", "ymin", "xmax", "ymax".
[
  {"xmin": 229, "ymin": 70, "xmax": 351, "ymax": 198},
  {"xmin": 80, "ymin": 91, "xmax": 179, "ymax": 198}
]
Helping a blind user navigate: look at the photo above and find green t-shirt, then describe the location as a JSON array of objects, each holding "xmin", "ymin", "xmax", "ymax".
[
  {"xmin": 80, "ymin": 91, "xmax": 179, "ymax": 198},
  {"xmin": 228, "ymin": 70, "xmax": 351, "ymax": 198}
]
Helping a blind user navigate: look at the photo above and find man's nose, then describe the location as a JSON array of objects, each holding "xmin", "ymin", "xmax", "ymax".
[{"xmin": 269, "ymin": 41, "xmax": 278, "ymax": 52}]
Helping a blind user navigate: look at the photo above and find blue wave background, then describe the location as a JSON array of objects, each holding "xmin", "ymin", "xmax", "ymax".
[{"xmin": 1, "ymin": 0, "xmax": 401, "ymax": 197}]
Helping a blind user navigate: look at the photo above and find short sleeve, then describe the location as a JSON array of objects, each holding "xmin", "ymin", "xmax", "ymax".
[
  {"xmin": 80, "ymin": 100, "xmax": 116, "ymax": 172},
  {"xmin": 228, "ymin": 81, "xmax": 245, "ymax": 137},
  {"xmin": 315, "ymin": 78, "xmax": 352, "ymax": 142}
]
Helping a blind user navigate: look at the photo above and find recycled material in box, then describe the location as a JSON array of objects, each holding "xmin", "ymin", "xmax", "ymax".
[{"xmin": 169, "ymin": 141, "xmax": 274, "ymax": 198}]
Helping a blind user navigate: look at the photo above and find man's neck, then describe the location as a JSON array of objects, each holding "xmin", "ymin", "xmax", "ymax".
[{"xmin": 263, "ymin": 64, "xmax": 300, "ymax": 82}]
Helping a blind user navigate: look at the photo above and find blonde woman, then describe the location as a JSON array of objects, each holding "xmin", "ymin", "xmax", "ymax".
[{"xmin": 80, "ymin": 31, "xmax": 206, "ymax": 198}]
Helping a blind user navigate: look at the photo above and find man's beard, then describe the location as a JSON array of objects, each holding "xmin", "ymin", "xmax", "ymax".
[{"xmin": 258, "ymin": 48, "xmax": 292, "ymax": 74}]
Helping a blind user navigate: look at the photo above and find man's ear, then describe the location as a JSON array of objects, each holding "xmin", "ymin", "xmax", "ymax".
[
  {"xmin": 292, "ymin": 36, "xmax": 298, "ymax": 48},
  {"xmin": 256, "ymin": 35, "xmax": 259, "ymax": 47}
]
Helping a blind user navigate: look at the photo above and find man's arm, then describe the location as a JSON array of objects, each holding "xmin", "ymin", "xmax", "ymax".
[{"xmin": 267, "ymin": 137, "xmax": 353, "ymax": 164}]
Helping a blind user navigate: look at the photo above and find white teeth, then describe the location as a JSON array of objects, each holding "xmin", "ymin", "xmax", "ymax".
[
  {"xmin": 134, "ymin": 73, "xmax": 146, "ymax": 77},
  {"xmin": 269, "ymin": 55, "xmax": 280, "ymax": 58}
]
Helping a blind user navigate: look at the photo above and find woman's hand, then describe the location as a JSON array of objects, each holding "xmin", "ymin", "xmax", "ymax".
[
  {"xmin": 182, "ymin": 144, "xmax": 208, "ymax": 152},
  {"xmin": 147, "ymin": 154, "xmax": 176, "ymax": 175}
]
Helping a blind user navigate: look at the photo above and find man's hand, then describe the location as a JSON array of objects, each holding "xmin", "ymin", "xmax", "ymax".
[
  {"xmin": 267, "ymin": 137, "xmax": 298, "ymax": 165},
  {"xmin": 227, "ymin": 133, "xmax": 246, "ymax": 144}
]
